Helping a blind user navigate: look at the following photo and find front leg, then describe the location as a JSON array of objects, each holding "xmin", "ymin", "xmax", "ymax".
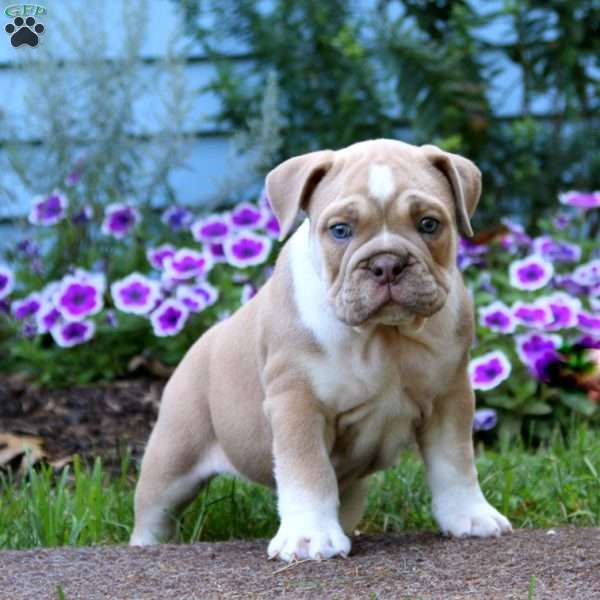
[
  {"xmin": 265, "ymin": 392, "xmax": 350, "ymax": 562},
  {"xmin": 418, "ymin": 373, "xmax": 512, "ymax": 538}
]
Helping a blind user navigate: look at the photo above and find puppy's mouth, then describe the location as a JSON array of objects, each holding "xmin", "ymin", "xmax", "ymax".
[{"xmin": 333, "ymin": 257, "xmax": 447, "ymax": 327}]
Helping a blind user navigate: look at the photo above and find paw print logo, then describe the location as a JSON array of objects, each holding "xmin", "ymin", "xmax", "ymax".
[{"xmin": 5, "ymin": 16, "xmax": 45, "ymax": 48}]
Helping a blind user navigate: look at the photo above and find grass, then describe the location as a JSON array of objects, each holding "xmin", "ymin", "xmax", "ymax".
[{"xmin": 0, "ymin": 424, "xmax": 598, "ymax": 550}]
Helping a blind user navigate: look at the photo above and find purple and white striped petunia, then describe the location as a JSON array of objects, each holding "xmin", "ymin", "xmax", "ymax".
[
  {"xmin": 552, "ymin": 212, "xmax": 571, "ymax": 230},
  {"xmin": 0, "ymin": 265, "xmax": 14, "ymax": 300},
  {"xmin": 150, "ymin": 299, "xmax": 189, "ymax": 337},
  {"xmin": 101, "ymin": 203, "xmax": 140, "ymax": 239},
  {"xmin": 50, "ymin": 319, "xmax": 95, "ymax": 348},
  {"xmin": 529, "ymin": 350, "xmax": 561, "ymax": 382},
  {"xmin": 55, "ymin": 274, "xmax": 104, "ymax": 322},
  {"xmin": 164, "ymin": 248, "xmax": 213, "ymax": 280},
  {"xmin": 542, "ymin": 292, "xmax": 581, "ymax": 331},
  {"xmin": 468, "ymin": 350, "xmax": 512, "ymax": 391},
  {"xmin": 147, "ymin": 244, "xmax": 176, "ymax": 270},
  {"xmin": 515, "ymin": 331, "xmax": 563, "ymax": 365},
  {"xmin": 478, "ymin": 301, "xmax": 516, "ymax": 334},
  {"xmin": 229, "ymin": 202, "xmax": 265, "ymax": 230},
  {"xmin": 111, "ymin": 273, "xmax": 162, "ymax": 315},
  {"xmin": 12, "ymin": 292, "xmax": 42, "ymax": 320},
  {"xmin": 558, "ymin": 190, "xmax": 600, "ymax": 209},
  {"xmin": 224, "ymin": 232, "xmax": 272, "ymax": 268},
  {"xmin": 191, "ymin": 214, "xmax": 231, "ymax": 244},
  {"xmin": 161, "ymin": 205, "xmax": 193, "ymax": 231},
  {"xmin": 512, "ymin": 300, "xmax": 553, "ymax": 329},
  {"xmin": 473, "ymin": 408, "xmax": 497, "ymax": 432},
  {"xmin": 509, "ymin": 255, "xmax": 554, "ymax": 291},
  {"xmin": 577, "ymin": 311, "xmax": 600, "ymax": 334},
  {"xmin": 241, "ymin": 283, "xmax": 257, "ymax": 305},
  {"xmin": 28, "ymin": 190, "xmax": 69, "ymax": 226},
  {"xmin": 576, "ymin": 335, "xmax": 600, "ymax": 350},
  {"xmin": 572, "ymin": 260, "xmax": 600, "ymax": 287},
  {"xmin": 532, "ymin": 237, "xmax": 581, "ymax": 264}
]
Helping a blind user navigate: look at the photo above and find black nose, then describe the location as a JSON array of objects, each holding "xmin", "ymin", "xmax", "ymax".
[{"xmin": 367, "ymin": 253, "xmax": 407, "ymax": 284}]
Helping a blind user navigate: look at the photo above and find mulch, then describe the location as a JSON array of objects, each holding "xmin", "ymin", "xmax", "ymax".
[
  {"xmin": 0, "ymin": 375, "xmax": 163, "ymax": 469},
  {"xmin": 0, "ymin": 528, "xmax": 598, "ymax": 599}
]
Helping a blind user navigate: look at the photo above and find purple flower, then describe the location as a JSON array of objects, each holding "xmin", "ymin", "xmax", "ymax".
[
  {"xmin": 478, "ymin": 301, "xmax": 516, "ymax": 334},
  {"xmin": 28, "ymin": 190, "xmax": 69, "ymax": 226},
  {"xmin": 552, "ymin": 212, "xmax": 571, "ymax": 230},
  {"xmin": 241, "ymin": 283, "xmax": 257, "ymax": 305},
  {"xmin": 55, "ymin": 274, "xmax": 104, "ymax": 322},
  {"xmin": 229, "ymin": 202, "xmax": 265, "ymax": 230},
  {"xmin": 111, "ymin": 273, "xmax": 162, "ymax": 315},
  {"xmin": 101, "ymin": 203, "xmax": 140, "ymax": 239},
  {"xmin": 509, "ymin": 255, "xmax": 554, "ymax": 291},
  {"xmin": 50, "ymin": 319, "xmax": 95, "ymax": 348},
  {"xmin": 175, "ymin": 283, "xmax": 219, "ymax": 313},
  {"xmin": 258, "ymin": 188, "xmax": 271, "ymax": 211},
  {"xmin": 12, "ymin": 293, "xmax": 42, "ymax": 320},
  {"xmin": 473, "ymin": 408, "xmax": 497, "ymax": 432},
  {"xmin": 532, "ymin": 237, "xmax": 581, "ymax": 263},
  {"xmin": 576, "ymin": 335, "xmax": 600, "ymax": 350},
  {"xmin": 191, "ymin": 214, "xmax": 231, "ymax": 243},
  {"xmin": 161, "ymin": 205, "xmax": 193, "ymax": 231},
  {"xmin": 21, "ymin": 321, "xmax": 38, "ymax": 339},
  {"xmin": 515, "ymin": 332, "xmax": 563, "ymax": 365},
  {"xmin": 207, "ymin": 242, "xmax": 226, "ymax": 263},
  {"xmin": 457, "ymin": 238, "xmax": 487, "ymax": 269},
  {"xmin": 147, "ymin": 244, "xmax": 176, "ymax": 270},
  {"xmin": 0, "ymin": 265, "xmax": 14, "ymax": 300},
  {"xmin": 512, "ymin": 300, "xmax": 553, "ymax": 329},
  {"xmin": 35, "ymin": 302, "xmax": 61, "ymax": 334},
  {"xmin": 164, "ymin": 248, "xmax": 213, "ymax": 280},
  {"xmin": 468, "ymin": 350, "xmax": 512, "ymax": 391},
  {"xmin": 105, "ymin": 309, "xmax": 118, "ymax": 328},
  {"xmin": 559, "ymin": 190, "xmax": 600, "ymax": 209},
  {"xmin": 224, "ymin": 232, "xmax": 272, "ymax": 268},
  {"xmin": 529, "ymin": 350, "xmax": 561, "ymax": 382},
  {"xmin": 577, "ymin": 311, "xmax": 600, "ymax": 334},
  {"xmin": 500, "ymin": 219, "xmax": 532, "ymax": 251},
  {"xmin": 65, "ymin": 157, "xmax": 85, "ymax": 187},
  {"xmin": 190, "ymin": 281, "xmax": 219, "ymax": 308},
  {"xmin": 554, "ymin": 274, "xmax": 588, "ymax": 297},
  {"xmin": 72, "ymin": 205, "xmax": 93, "ymax": 225},
  {"xmin": 150, "ymin": 299, "xmax": 189, "ymax": 337},
  {"xmin": 262, "ymin": 212, "xmax": 281, "ymax": 239},
  {"xmin": 542, "ymin": 292, "xmax": 581, "ymax": 331},
  {"xmin": 572, "ymin": 260, "xmax": 600, "ymax": 287},
  {"xmin": 16, "ymin": 239, "xmax": 39, "ymax": 258}
]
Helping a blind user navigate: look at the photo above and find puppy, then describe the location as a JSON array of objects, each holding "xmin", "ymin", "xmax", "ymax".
[{"xmin": 130, "ymin": 139, "xmax": 512, "ymax": 561}]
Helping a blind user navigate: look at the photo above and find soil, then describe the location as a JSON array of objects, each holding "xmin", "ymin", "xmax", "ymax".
[
  {"xmin": 1, "ymin": 377, "xmax": 599, "ymax": 599},
  {"xmin": 0, "ymin": 528, "xmax": 598, "ymax": 599},
  {"xmin": 0, "ymin": 375, "xmax": 163, "ymax": 469}
]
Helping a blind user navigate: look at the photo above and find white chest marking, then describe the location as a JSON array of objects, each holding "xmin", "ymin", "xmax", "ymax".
[{"xmin": 368, "ymin": 163, "xmax": 395, "ymax": 205}]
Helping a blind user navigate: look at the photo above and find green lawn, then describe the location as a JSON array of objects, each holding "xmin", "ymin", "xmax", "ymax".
[{"xmin": 0, "ymin": 424, "xmax": 598, "ymax": 550}]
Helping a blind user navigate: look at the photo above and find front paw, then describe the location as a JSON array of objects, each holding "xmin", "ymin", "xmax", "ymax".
[
  {"xmin": 434, "ymin": 497, "xmax": 512, "ymax": 538},
  {"xmin": 267, "ymin": 516, "xmax": 351, "ymax": 562}
]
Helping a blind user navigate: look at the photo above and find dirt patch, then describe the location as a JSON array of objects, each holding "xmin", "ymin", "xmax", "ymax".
[
  {"xmin": 0, "ymin": 528, "xmax": 598, "ymax": 599},
  {"xmin": 0, "ymin": 375, "xmax": 162, "ymax": 468}
]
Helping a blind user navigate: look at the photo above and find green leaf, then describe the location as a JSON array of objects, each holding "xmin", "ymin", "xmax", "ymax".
[{"xmin": 559, "ymin": 392, "xmax": 598, "ymax": 417}]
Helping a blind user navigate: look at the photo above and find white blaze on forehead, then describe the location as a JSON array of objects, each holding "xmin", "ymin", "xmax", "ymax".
[{"xmin": 368, "ymin": 163, "xmax": 395, "ymax": 204}]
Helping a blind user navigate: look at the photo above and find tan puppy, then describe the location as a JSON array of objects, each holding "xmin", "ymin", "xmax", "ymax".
[{"xmin": 130, "ymin": 139, "xmax": 512, "ymax": 560}]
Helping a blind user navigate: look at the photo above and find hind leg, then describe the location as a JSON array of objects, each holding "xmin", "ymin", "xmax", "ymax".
[
  {"xmin": 130, "ymin": 368, "xmax": 237, "ymax": 545},
  {"xmin": 339, "ymin": 478, "xmax": 369, "ymax": 535}
]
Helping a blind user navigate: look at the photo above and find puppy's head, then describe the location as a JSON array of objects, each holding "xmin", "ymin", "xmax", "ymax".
[{"xmin": 266, "ymin": 139, "xmax": 481, "ymax": 327}]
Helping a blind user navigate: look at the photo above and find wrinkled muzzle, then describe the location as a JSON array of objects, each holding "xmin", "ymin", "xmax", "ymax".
[{"xmin": 331, "ymin": 249, "xmax": 449, "ymax": 326}]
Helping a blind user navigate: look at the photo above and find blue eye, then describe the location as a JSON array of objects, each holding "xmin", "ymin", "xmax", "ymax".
[{"xmin": 329, "ymin": 223, "xmax": 353, "ymax": 240}]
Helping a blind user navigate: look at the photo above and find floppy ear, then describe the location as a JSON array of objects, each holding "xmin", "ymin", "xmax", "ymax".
[
  {"xmin": 265, "ymin": 149, "xmax": 335, "ymax": 241},
  {"xmin": 421, "ymin": 145, "xmax": 481, "ymax": 238}
]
